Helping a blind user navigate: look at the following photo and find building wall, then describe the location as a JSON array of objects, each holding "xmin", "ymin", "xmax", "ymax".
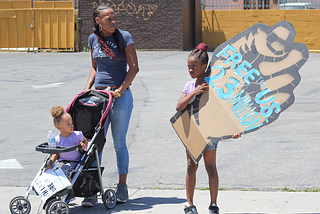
[
  {"xmin": 182, "ymin": 0, "xmax": 202, "ymax": 50},
  {"xmin": 0, "ymin": 0, "xmax": 74, "ymax": 51},
  {"xmin": 202, "ymin": 9, "xmax": 320, "ymax": 51},
  {"xmin": 202, "ymin": 0, "xmax": 280, "ymax": 10},
  {"xmin": 183, "ymin": 0, "xmax": 193, "ymax": 50},
  {"xmin": 78, "ymin": 0, "xmax": 185, "ymax": 51}
]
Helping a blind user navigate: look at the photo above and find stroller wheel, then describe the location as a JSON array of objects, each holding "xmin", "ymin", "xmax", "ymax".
[
  {"xmin": 45, "ymin": 199, "xmax": 59, "ymax": 214},
  {"xmin": 9, "ymin": 196, "xmax": 31, "ymax": 214},
  {"xmin": 46, "ymin": 200, "xmax": 69, "ymax": 214},
  {"xmin": 103, "ymin": 189, "xmax": 116, "ymax": 209}
]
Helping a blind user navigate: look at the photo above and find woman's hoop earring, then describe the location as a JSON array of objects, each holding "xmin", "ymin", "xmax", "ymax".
[{"xmin": 99, "ymin": 24, "xmax": 102, "ymax": 32}]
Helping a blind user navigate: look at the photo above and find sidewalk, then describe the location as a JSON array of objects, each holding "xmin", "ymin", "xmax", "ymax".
[{"xmin": 3, "ymin": 186, "xmax": 320, "ymax": 214}]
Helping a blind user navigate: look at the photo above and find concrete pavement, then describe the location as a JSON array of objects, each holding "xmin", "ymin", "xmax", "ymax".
[
  {"xmin": 1, "ymin": 51, "xmax": 320, "ymax": 213},
  {"xmin": 3, "ymin": 186, "xmax": 320, "ymax": 213}
]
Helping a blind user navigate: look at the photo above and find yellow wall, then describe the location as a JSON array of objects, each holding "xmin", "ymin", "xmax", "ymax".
[
  {"xmin": 34, "ymin": 1, "xmax": 74, "ymax": 50},
  {"xmin": 0, "ymin": 1, "xmax": 74, "ymax": 51},
  {"xmin": 202, "ymin": 10, "xmax": 320, "ymax": 51},
  {"xmin": 0, "ymin": 1, "xmax": 33, "ymax": 50}
]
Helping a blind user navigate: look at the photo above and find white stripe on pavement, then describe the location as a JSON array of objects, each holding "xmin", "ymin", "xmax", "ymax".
[
  {"xmin": 0, "ymin": 159, "xmax": 24, "ymax": 169},
  {"xmin": 31, "ymin": 82, "xmax": 65, "ymax": 89}
]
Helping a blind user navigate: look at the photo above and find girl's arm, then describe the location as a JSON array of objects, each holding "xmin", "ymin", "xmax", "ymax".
[
  {"xmin": 176, "ymin": 93, "xmax": 193, "ymax": 112},
  {"xmin": 84, "ymin": 50, "xmax": 97, "ymax": 90},
  {"xmin": 176, "ymin": 82, "xmax": 209, "ymax": 112},
  {"xmin": 44, "ymin": 153, "xmax": 59, "ymax": 172},
  {"xmin": 114, "ymin": 44, "xmax": 139, "ymax": 96},
  {"xmin": 80, "ymin": 137, "xmax": 88, "ymax": 150}
]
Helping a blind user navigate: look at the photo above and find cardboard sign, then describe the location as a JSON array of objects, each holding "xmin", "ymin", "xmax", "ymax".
[
  {"xmin": 170, "ymin": 21, "xmax": 309, "ymax": 162},
  {"xmin": 31, "ymin": 166, "xmax": 71, "ymax": 202}
]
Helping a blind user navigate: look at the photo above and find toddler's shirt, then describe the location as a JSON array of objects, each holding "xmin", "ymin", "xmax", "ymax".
[{"xmin": 55, "ymin": 131, "xmax": 84, "ymax": 162}]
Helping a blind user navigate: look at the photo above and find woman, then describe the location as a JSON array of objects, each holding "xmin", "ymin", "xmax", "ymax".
[{"xmin": 82, "ymin": 4, "xmax": 139, "ymax": 207}]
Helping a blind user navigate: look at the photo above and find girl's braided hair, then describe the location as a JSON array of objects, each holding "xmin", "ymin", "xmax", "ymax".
[
  {"xmin": 189, "ymin": 43, "xmax": 209, "ymax": 65},
  {"xmin": 92, "ymin": 5, "xmax": 122, "ymax": 60}
]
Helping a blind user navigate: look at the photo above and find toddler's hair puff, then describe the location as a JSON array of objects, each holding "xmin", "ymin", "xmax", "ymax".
[
  {"xmin": 50, "ymin": 106, "xmax": 66, "ymax": 125},
  {"xmin": 51, "ymin": 106, "xmax": 65, "ymax": 118}
]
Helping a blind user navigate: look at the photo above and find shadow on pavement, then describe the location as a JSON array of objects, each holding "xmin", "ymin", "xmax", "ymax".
[{"xmin": 69, "ymin": 196, "xmax": 186, "ymax": 213}]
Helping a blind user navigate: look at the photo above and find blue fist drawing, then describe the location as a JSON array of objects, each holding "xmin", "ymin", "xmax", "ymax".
[{"xmin": 171, "ymin": 21, "xmax": 309, "ymax": 162}]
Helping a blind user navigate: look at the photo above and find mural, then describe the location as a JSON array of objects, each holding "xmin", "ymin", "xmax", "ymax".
[{"xmin": 93, "ymin": 0, "xmax": 157, "ymax": 20}]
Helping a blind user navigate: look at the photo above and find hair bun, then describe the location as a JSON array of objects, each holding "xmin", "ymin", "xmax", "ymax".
[
  {"xmin": 196, "ymin": 43, "xmax": 208, "ymax": 52},
  {"xmin": 51, "ymin": 106, "xmax": 65, "ymax": 118}
]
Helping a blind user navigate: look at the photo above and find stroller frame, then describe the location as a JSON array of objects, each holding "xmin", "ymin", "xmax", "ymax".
[{"xmin": 9, "ymin": 90, "xmax": 116, "ymax": 214}]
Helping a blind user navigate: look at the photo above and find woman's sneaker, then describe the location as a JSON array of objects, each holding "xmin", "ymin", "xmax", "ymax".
[
  {"xmin": 116, "ymin": 183, "xmax": 129, "ymax": 203},
  {"xmin": 209, "ymin": 205, "xmax": 220, "ymax": 214},
  {"xmin": 184, "ymin": 205, "xmax": 198, "ymax": 214},
  {"xmin": 81, "ymin": 195, "xmax": 98, "ymax": 207}
]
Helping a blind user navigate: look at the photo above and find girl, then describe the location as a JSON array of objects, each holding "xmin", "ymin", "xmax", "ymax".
[
  {"xmin": 45, "ymin": 106, "xmax": 88, "ymax": 201},
  {"xmin": 176, "ymin": 43, "xmax": 241, "ymax": 214}
]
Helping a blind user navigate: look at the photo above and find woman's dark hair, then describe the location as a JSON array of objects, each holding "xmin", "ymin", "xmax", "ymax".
[
  {"xmin": 189, "ymin": 43, "xmax": 209, "ymax": 65},
  {"xmin": 93, "ymin": 5, "xmax": 122, "ymax": 60}
]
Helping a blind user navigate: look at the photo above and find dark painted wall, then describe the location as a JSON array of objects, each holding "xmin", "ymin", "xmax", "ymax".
[{"xmin": 78, "ymin": 0, "xmax": 188, "ymax": 51}]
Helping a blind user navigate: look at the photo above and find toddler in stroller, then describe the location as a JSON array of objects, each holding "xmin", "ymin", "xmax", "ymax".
[
  {"xmin": 44, "ymin": 105, "xmax": 88, "ymax": 202},
  {"xmin": 9, "ymin": 90, "xmax": 116, "ymax": 214}
]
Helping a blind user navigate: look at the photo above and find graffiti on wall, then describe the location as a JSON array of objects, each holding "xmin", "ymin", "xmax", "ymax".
[{"xmin": 93, "ymin": 0, "xmax": 157, "ymax": 20}]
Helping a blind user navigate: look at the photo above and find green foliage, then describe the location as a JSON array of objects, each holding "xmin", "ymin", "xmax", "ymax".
[{"xmin": 83, "ymin": 47, "xmax": 90, "ymax": 52}]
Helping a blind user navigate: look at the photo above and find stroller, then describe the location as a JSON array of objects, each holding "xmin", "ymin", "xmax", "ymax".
[{"xmin": 9, "ymin": 90, "xmax": 116, "ymax": 214}]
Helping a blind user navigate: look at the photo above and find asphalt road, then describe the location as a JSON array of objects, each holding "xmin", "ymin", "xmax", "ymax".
[{"xmin": 0, "ymin": 51, "xmax": 319, "ymax": 191}]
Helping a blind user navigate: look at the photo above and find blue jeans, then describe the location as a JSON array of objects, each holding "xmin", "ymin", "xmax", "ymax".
[{"xmin": 104, "ymin": 88, "xmax": 133, "ymax": 174}]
